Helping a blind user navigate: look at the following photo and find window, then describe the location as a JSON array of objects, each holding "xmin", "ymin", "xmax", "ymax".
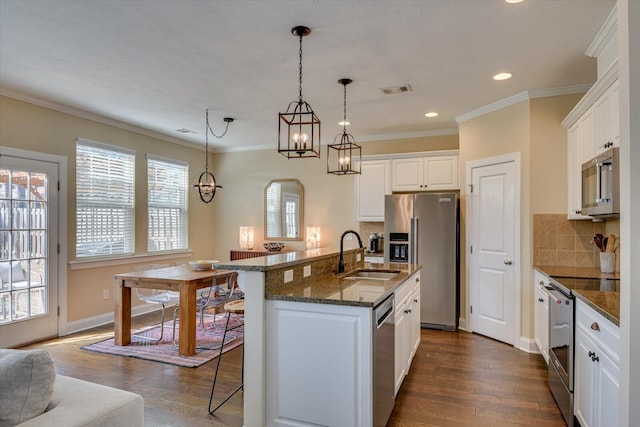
[
  {"xmin": 147, "ymin": 155, "xmax": 188, "ymax": 251},
  {"xmin": 76, "ymin": 139, "xmax": 135, "ymax": 258}
]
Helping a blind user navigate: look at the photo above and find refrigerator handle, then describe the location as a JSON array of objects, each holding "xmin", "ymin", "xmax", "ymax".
[{"xmin": 410, "ymin": 217, "xmax": 418, "ymax": 265}]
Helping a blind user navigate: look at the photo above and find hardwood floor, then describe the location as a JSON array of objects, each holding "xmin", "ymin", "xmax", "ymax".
[{"xmin": 22, "ymin": 314, "xmax": 564, "ymax": 426}]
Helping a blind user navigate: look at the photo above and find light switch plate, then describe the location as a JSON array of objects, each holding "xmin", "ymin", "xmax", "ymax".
[
  {"xmin": 284, "ymin": 269, "xmax": 293, "ymax": 283},
  {"xmin": 303, "ymin": 265, "xmax": 311, "ymax": 277}
]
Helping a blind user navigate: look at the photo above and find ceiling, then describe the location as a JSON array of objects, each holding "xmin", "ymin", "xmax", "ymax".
[{"xmin": 0, "ymin": 0, "xmax": 615, "ymax": 152}]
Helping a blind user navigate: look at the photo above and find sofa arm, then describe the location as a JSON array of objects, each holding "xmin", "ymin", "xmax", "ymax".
[{"xmin": 17, "ymin": 375, "xmax": 144, "ymax": 427}]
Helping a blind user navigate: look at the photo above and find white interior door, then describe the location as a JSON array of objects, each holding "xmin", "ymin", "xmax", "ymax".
[
  {"xmin": 0, "ymin": 156, "xmax": 59, "ymax": 348},
  {"xmin": 468, "ymin": 158, "xmax": 517, "ymax": 345}
]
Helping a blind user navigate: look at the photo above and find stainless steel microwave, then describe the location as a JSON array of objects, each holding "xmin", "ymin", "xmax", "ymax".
[{"xmin": 581, "ymin": 147, "xmax": 619, "ymax": 218}]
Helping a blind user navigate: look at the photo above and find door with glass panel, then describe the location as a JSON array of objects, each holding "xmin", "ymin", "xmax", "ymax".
[{"xmin": 0, "ymin": 156, "xmax": 58, "ymax": 348}]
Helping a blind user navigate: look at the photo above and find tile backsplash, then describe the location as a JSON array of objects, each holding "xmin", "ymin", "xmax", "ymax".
[{"xmin": 533, "ymin": 214, "xmax": 620, "ymax": 271}]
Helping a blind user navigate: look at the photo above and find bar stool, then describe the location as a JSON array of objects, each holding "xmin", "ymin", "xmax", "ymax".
[{"xmin": 208, "ymin": 298, "xmax": 245, "ymax": 414}]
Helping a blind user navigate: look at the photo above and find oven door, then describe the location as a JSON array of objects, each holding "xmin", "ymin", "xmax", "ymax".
[{"xmin": 548, "ymin": 286, "xmax": 574, "ymax": 390}]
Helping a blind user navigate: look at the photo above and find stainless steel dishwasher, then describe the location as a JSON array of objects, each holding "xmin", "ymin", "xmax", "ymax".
[{"xmin": 373, "ymin": 295, "xmax": 395, "ymax": 427}]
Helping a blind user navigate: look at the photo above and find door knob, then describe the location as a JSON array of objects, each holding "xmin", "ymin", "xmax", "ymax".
[{"xmin": 504, "ymin": 260, "xmax": 513, "ymax": 265}]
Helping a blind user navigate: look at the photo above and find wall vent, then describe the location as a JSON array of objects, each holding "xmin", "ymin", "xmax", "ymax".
[{"xmin": 379, "ymin": 84, "xmax": 413, "ymax": 95}]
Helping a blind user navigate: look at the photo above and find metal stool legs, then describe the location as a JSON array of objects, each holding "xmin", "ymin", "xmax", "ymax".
[{"xmin": 208, "ymin": 310, "xmax": 244, "ymax": 414}]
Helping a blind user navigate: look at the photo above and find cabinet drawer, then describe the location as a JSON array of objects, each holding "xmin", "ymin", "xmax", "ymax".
[{"xmin": 576, "ymin": 299, "xmax": 620, "ymax": 363}]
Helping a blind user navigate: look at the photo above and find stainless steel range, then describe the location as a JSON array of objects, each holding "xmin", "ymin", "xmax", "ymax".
[{"xmin": 547, "ymin": 276, "xmax": 620, "ymax": 427}]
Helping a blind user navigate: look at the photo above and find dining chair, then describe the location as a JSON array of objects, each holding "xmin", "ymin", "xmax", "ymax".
[{"xmin": 132, "ymin": 264, "xmax": 179, "ymax": 342}]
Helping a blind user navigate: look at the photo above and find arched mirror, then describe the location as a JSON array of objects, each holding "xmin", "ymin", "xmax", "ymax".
[{"xmin": 264, "ymin": 179, "xmax": 304, "ymax": 241}]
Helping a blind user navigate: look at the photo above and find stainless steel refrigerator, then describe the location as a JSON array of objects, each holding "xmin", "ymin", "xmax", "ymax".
[{"xmin": 384, "ymin": 193, "xmax": 459, "ymax": 330}]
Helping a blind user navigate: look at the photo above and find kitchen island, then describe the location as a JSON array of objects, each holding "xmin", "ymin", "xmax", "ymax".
[{"xmin": 214, "ymin": 247, "xmax": 421, "ymax": 427}]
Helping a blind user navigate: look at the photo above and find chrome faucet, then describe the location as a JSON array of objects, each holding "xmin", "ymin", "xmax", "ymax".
[{"xmin": 338, "ymin": 230, "xmax": 363, "ymax": 274}]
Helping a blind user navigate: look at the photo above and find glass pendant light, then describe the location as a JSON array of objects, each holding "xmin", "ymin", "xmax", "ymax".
[
  {"xmin": 192, "ymin": 109, "xmax": 233, "ymax": 203},
  {"xmin": 278, "ymin": 26, "xmax": 321, "ymax": 159},
  {"xmin": 327, "ymin": 78, "xmax": 361, "ymax": 175}
]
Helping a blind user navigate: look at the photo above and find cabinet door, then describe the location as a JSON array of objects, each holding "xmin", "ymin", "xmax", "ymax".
[
  {"xmin": 567, "ymin": 123, "xmax": 592, "ymax": 220},
  {"xmin": 534, "ymin": 284, "xmax": 549, "ymax": 364},
  {"xmin": 575, "ymin": 326, "xmax": 597, "ymax": 427},
  {"xmin": 394, "ymin": 305, "xmax": 407, "ymax": 396},
  {"xmin": 596, "ymin": 349, "xmax": 620, "ymax": 427},
  {"xmin": 580, "ymin": 106, "xmax": 596, "ymax": 162},
  {"xmin": 594, "ymin": 89, "xmax": 612, "ymax": 155},
  {"xmin": 355, "ymin": 159, "xmax": 390, "ymax": 221},
  {"xmin": 409, "ymin": 285, "xmax": 421, "ymax": 363},
  {"xmin": 610, "ymin": 79, "xmax": 620, "ymax": 148},
  {"xmin": 391, "ymin": 158, "xmax": 423, "ymax": 191},
  {"xmin": 423, "ymin": 155, "xmax": 459, "ymax": 190}
]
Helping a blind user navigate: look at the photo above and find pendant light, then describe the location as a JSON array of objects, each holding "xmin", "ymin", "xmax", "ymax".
[
  {"xmin": 327, "ymin": 78, "xmax": 361, "ymax": 175},
  {"xmin": 278, "ymin": 26, "xmax": 321, "ymax": 159},
  {"xmin": 192, "ymin": 109, "xmax": 233, "ymax": 203}
]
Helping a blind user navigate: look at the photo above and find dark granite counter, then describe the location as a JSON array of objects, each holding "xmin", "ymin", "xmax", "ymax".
[
  {"xmin": 266, "ymin": 262, "xmax": 422, "ymax": 308},
  {"xmin": 534, "ymin": 265, "xmax": 620, "ymax": 326}
]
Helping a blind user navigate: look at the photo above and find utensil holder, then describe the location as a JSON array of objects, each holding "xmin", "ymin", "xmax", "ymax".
[{"xmin": 599, "ymin": 252, "xmax": 616, "ymax": 273}]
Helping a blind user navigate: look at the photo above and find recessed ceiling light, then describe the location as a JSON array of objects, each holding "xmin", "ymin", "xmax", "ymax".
[
  {"xmin": 424, "ymin": 112, "xmax": 438, "ymax": 118},
  {"xmin": 338, "ymin": 121, "xmax": 351, "ymax": 126},
  {"xmin": 505, "ymin": 0, "xmax": 525, "ymax": 3},
  {"xmin": 493, "ymin": 72, "xmax": 513, "ymax": 81}
]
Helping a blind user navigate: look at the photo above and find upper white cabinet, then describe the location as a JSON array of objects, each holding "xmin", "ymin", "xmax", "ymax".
[
  {"xmin": 593, "ymin": 79, "xmax": 620, "ymax": 155},
  {"xmin": 567, "ymin": 119, "xmax": 593, "ymax": 220},
  {"xmin": 354, "ymin": 151, "xmax": 458, "ymax": 222},
  {"xmin": 355, "ymin": 159, "xmax": 390, "ymax": 222},
  {"xmin": 391, "ymin": 155, "xmax": 458, "ymax": 192}
]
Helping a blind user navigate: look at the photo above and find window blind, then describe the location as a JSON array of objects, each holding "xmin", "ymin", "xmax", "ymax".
[
  {"xmin": 76, "ymin": 139, "xmax": 135, "ymax": 258},
  {"xmin": 147, "ymin": 154, "xmax": 188, "ymax": 252}
]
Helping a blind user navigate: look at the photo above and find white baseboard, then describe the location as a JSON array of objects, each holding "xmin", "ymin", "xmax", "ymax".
[
  {"xmin": 518, "ymin": 336, "xmax": 539, "ymax": 354},
  {"xmin": 63, "ymin": 303, "xmax": 161, "ymax": 336},
  {"xmin": 458, "ymin": 317, "xmax": 468, "ymax": 332}
]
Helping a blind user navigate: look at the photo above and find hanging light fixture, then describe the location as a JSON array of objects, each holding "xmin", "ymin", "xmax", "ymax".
[
  {"xmin": 192, "ymin": 109, "xmax": 233, "ymax": 203},
  {"xmin": 278, "ymin": 26, "xmax": 321, "ymax": 159},
  {"xmin": 327, "ymin": 78, "xmax": 361, "ymax": 175}
]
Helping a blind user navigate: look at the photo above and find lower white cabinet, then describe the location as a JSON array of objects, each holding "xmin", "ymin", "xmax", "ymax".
[
  {"xmin": 574, "ymin": 299, "xmax": 620, "ymax": 427},
  {"xmin": 394, "ymin": 272, "xmax": 421, "ymax": 395},
  {"xmin": 266, "ymin": 300, "xmax": 373, "ymax": 427},
  {"xmin": 533, "ymin": 271, "xmax": 550, "ymax": 364}
]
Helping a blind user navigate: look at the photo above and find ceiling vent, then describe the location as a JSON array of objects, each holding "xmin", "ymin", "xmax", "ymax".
[
  {"xmin": 379, "ymin": 84, "xmax": 413, "ymax": 95},
  {"xmin": 176, "ymin": 128, "xmax": 197, "ymax": 134}
]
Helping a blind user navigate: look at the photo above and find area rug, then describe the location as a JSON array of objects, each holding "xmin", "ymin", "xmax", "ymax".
[{"xmin": 82, "ymin": 314, "xmax": 243, "ymax": 368}]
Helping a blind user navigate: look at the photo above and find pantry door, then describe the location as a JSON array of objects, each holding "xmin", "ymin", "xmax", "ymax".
[
  {"xmin": 467, "ymin": 153, "xmax": 520, "ymax": 346},
  {"xmin": 0, "ymin": 153, "xmax": 60, "ymax": 347}
]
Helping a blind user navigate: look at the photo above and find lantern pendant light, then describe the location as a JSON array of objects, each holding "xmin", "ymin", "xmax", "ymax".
[
  {"xmin": 327, "ymin": 78, "xmax": 361, "ymax": 175},
  {"xmin": 192, "ymin": 109, "xmax": 233, "ymax": 203},
  {"xmin": 278, "ymin": 26, "xmax": 321, "ymax": 159}
]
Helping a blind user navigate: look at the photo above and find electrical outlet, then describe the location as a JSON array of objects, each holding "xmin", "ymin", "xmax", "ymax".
[
  {"xmin": 303, "ymin": 287, "xmax": 311, "ymax": 297},
  {"xmin": 284, "ymin": 269, "xmax": 294, "ymax": 283},
  {"xmin": 303, "ymin": 265, "xmax": 311, "ymax": 277},
  {"xmin": 356, "ymin": 253, "xmax": 361, "ymax": 262},
  {"xmin": 103, "ymin": 289, "xmax": 109, "ymax": 300}
]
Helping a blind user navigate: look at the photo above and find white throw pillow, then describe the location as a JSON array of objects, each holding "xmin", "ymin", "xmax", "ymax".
[{"xmin": 0, "ymin": 349, "xmax": 56, "ymax": 426}]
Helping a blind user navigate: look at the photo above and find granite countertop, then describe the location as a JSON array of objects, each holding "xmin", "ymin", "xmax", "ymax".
[
  {"xmin": 214, "ymin": 247, "xmax": 359, "ymax": 272},
  {"xmin": 534, "ymin": 265, "xmax": 620, "ymax": 326},
  {"xmin": 266, "ymin": 262, "xmax": 422, "ymax": 308}
]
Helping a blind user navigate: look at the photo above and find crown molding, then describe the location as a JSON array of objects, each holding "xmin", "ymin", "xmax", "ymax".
[
  {"xmin": 585, "ymin": 4, "xmax": 617, "ymax": 58},
  {"xmin": 455, "ymin": 84, "xmax": 592, "ymax": 124},
  {"xmin": 357, "ymin": 128, "xmax": 459, "ymax": 142},
  {"xmin": 0, "ymin": 89, "xmax": 205, "ymax": 151}
]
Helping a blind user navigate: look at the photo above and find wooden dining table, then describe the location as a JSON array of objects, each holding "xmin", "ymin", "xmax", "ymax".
[{"xmin": 114, "ymin": 265, "xmax": 238, "ymax": 356}]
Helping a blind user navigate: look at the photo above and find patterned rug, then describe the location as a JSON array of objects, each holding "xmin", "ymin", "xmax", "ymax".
[{"xmin": 82, "ymin": 314, "xmax": 243, "ymax": 368}]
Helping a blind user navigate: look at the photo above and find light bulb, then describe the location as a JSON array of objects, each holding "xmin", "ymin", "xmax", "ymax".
[
  {"xmin": 301, "ymin": 133, "xmax": 309, "ymax": 143},
  {"xmin": 292, "ymin": 132, "xmax": 300, "ymax": 142}
]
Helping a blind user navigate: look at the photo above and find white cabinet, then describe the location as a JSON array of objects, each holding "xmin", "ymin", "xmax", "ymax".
[
  {"xmin": 533, "ymin": 271, "xmax": 550, "ymax": 364},
  {"xmin": 593, "ymin": 79, "xmax": 620, "ymax": 155},
  {"xmin": 566, "ymin": 79, "xmax": 620, "ymax": 220},
  {"xmin": 355, "ymin": 159, "xmax": 390, "ymax": 222},
  {"xmin": 394, "ymin": 271, "xmax": 421, "ymax": 396},
  {"xmin": 391, "ymin": 155, "xmax": 458, "ymax": 192},
  {"xmin": 266, "ymin": 300, "xmax": 373, "ymax": 427},
  {"xmin": 574, "ymin": 299, "xmax": 620, "ymax": 427}
]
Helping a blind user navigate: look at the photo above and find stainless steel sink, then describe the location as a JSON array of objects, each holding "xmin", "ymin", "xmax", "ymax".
[{"xmin": 344, "ymin": 269, "xmax": 401, "ymax": 280}]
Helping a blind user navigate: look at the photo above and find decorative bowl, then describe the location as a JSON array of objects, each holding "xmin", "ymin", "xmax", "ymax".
[
  {"xmin": 188, "ymin": 260, "xmax": 218, "ymax": 271},
  {"xmin": 263, "ymin": 242, "xmax": 285, "ymax": 252}
]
